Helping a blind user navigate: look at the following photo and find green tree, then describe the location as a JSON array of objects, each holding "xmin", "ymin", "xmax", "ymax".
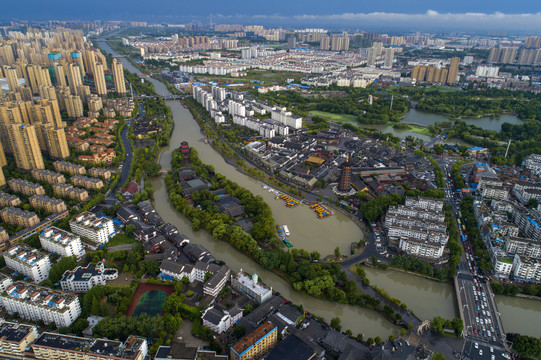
[
  {"xmin": 330, "ymin": 317, "xmax": 342, "ymax": 331},
  {"xmin": 233, "ymin": 325, "xmax": 246, "ymax": 339},
  {"xmin": 374, "ymin": 336, "xmax": 382, "ymax": 345},
  {"xmin": 334, "ymin": 247, "xmax": 341, "ymax": 258},
  {"xmin": 528, "ymin": 198, "xmax": 539, "ymax": 209},
  {"xmin": 432, "ymin": 353, "xmax": 446, "ymax": 360},
  {"xmin": 49, "ymin": 256, "xmax": 77, "ymax": 283}
]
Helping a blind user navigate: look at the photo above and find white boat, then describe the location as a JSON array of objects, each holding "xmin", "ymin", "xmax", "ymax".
[
  {"xmin": 262, "ymin": 184, "xmax": 269, "ymax": 190},
  {"xmin": 283, "ymin": 225, "xmax": 290, "ymax": 236}
]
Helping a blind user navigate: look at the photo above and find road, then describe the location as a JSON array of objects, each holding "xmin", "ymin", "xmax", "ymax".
[
  {"xmin": 101, "ymin": 100, "xmax": 142, "ymax": 207},
  {"xmin": 437, "ymin": 157, "xmax": 511, "ymax": 360}
]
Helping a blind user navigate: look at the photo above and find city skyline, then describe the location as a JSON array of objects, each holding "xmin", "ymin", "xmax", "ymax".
[{"xmin": 3, "ymin": 1, "xmax": 541, "ymax": 32}]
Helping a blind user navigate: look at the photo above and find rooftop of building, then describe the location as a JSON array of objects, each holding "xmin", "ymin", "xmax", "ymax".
[
  {"xmin": 33, "ymin": 333, "xmax": 145, "ymax": 359},
  {"xmin": 61, "ymin": 263, "xmax": 116, "ymax": 283},
  {"xmin": 8, "ymin": 178, "xmax": 43, "ymax": 188},
  {"xmin": 265, "ymin": 332, "xmax": 315, "ymax": 360},
  {"xmin": 3, "ymin": 281, "xmax": 78, "ymax": 311},
  {"xmin": 40, "ymin": 226, "xmax": 80, "ymax": 247},
  {"xmin": 0, "ymin": 320, "xmax": 36, "ymax": 344},
  {"xmin": 231, "ymin": 322, "xmax": 276, "ymax": 356},
  {"xmin": 4, "ymin": 244, "xmax": 48, "ymax": 266},
  {"xmin": 71, "ymin": 212, "xmax": 112, "ymax": 229},
  {"xmin": 232, "ymin": 272, "xmax": 272, "ymax": 297}
]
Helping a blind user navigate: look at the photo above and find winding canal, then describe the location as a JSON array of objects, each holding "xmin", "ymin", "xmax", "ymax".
[{"xmin": 97, "ymin": 39, "xmax": 541, "ymax": 338}]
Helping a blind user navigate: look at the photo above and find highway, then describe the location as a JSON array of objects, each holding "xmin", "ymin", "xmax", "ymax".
[{"xmin": 438, "ymin": 157, "xmax": 511, "ymax": 360}]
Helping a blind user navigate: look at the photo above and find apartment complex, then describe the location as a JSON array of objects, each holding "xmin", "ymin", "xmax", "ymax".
[
  {"xmin": 112, "ymin": 59, "xmax": 127, "ymax": 94},
  {"xmin": 39, "ymin": 226, "xmax": 85, "ymax": 259},
  {"xmin": 230, "ymin": 322, "xmax": 277, "ymax": 360},
  {"xmin": 6, "ymin": 123, "xmax": 44, "ymax": 170},
  {"xmin": 53, "ymin": 160, "xmax": 86, "ymax": 175},
  {"xmin": 0, "ymin": 319, "xmax": 39, "ymax": 359},
  {"xmin": 522, "ymin": 154, "xmax": 541, "ymax": 177},
  {"xmin": 29, "ymin": 195, "xmax": 67, "ymax": 213},
  {"xmin": 1, "ymin": 282, "xmax": 81, "ymax": 328},
  {"xmin": 3, "ymin": 244, "xmax": 51, "ymax": 282},
  {"xmin": 32, "ymin": 333, "xmax": 148, "ymax": 360},
  {"xmin": 69, "ymin": 212, "xmax": 115, "ymax": 245},
  {"xmin": 60, "ymin": 263, "xmax": 118, "ymax": 292},
  {"xmin": 71, "ymin": 175, "xmax": 104, "ymax": 190},
  {"xmin": 52, "ymin": 183, "xmax": 89, "ymax": 202},
  {"xmin": 8, "ymin": 179, "xmax": 45, "ymax": 196},
  {"xmin": 0, "ymin": 191, "xmax": 21, "ymax": 207},
  {"xmin": 31, "ymin": 169, "xmax": 66, "ymax": 185},
  {"xmin": 88, "ymin": 167, "xmax": 112, "ymax": 180},
  {"xmin": 0, "ymin": 207, "xmax": 40, "ymax": 228},
  {"xmin": 384, "ymin": 197, "xmax": 448, "ymax": 260},
  {"xmin": 231, "ymin": 272, "xmax": 272, "ymax": 304}
]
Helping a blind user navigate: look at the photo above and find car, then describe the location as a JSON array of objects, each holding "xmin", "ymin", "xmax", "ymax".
[
  {"xmin": 476, "ymin": 317, "xmax": 479, "ymax": 323},
  {"xmin": 480, "ymin": 350, "xmax": 483, "ymax": 356},
  {"xmin": 490, "ymin": 347, "xmax": 494, "ymax": 353},
  {"xmin": 475, "ymin": 343, "xmax": 479, "ymax": 349},
  {"xmin": 473, "ymin": 329, "xmax": 477, "ymax": 334},
  {"xmin": 493, "ymin": 336, "xmax": 497, "ymax": 342},
  {"xmin": 488, "ymin": 331, "xmax": 491, "ymax": 337},
  {"xmin": 487, "ymin": 311, "xmax": 491, "ymax": 317},
  {"xmin": 492, "ymin": 356, "xmax": 495, "ymax": 360}
]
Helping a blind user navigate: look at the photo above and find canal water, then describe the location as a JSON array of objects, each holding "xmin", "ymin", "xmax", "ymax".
[
  {"xmin": 98, "ymin": 39, "xmax": 541, "ymax": 339},
  {"xmin": 363, "ymin": 267, "xmax": 458, "ymax": 321}
]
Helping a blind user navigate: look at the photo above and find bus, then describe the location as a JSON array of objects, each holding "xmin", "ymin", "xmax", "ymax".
[
  {"xmin": 457, "ymin": 219, "xmax": 461, "ymax": 226},
  {"xmin": 459, "ymin": 211, "xmax": 462, "ymax": 218}
]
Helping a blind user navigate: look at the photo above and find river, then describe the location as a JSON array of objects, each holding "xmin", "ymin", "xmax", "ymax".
[{"xmin": 97, "ymin": 39, "xmax": 541, "ymax": 339}]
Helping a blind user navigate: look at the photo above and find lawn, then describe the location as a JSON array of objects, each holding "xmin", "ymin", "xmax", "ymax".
[
  {"xmin": 103, "ymin": 233, "xmax": 137, "ymax": 249},
  {"xmin": 309, "ymin": 111, "xmax": 360, "ymax": 125},
  {"xmin": 404, "ymin": 123, "xmax": 432, "ymax": 135}
]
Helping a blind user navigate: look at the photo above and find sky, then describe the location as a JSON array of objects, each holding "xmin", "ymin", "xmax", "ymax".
[{"xmin": 4, "ymin": 0, "xmax": 541, "ymax": 32}]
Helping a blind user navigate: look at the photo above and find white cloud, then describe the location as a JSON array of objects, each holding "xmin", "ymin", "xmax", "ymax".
[{"xmin": 216, "ymin": 10, "xmax": 541, "ymax": 31}]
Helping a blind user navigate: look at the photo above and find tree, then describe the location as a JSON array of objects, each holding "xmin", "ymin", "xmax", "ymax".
[
  {"xmin": 374, "ymin": 336, "xmax": 382, "ymax": 345},
  {"xmin": 49, "ymin": 256, "xmax": 77, "ymax": 283},
  {"xmin": 432, "ymin": 353, "xmax": 446, "ymax": 360},
  {"xmin": 334, "ymin": 247, "xmax": 341, "ymax": 258},
  {"xmin": 528, "ymin": 198, "xmax": 539, "ymax": 209},
  {"xmin": 330, "ymin": 317, "xmax": 342, "ymax": 331},
  {"xmin": 400, "ymin": 328, "xmax": 406, "ymax": 336},
  {"xmin": 232, "ymin": 324, "xmax": 246, "ymax": 339}
]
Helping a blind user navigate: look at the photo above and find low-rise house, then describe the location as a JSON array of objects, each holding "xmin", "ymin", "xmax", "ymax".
[{"xmin": 202, "ymin": 305, "xmax": 243, "ymax": 334}]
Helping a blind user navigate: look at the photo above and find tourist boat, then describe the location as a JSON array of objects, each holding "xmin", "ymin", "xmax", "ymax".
[
  {"xmin": 283, "ymin": 225, "xmax": 290, "ymax": 236},
  {"xmin": 262, "ymin": 184, "xmax": 269, "ymax": 190},
  {"xmin": 283, "ymin": 238, "xmax": 293, "ymax": 248},
  {"xmin": 276, "ymin": 225, "xmax": 285, "ymax": 238}
]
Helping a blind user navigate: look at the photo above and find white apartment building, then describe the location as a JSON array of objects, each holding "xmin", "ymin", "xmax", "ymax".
[
  {"xmin": 1, "ymin": 282, "xmax": 81, "ymax": 328},
  {"xmin": 3, "ymin": 245, "xmax": 51, "ymax": 283},
  {"xmin": 522, "ymin": 154, "xmax": 541, "ymax": 176},
  {"xmin": 481, "ymin": 185, "xmax": 509, "ymax": 200},
  {"xmin": 512, "ymin": 255, "xmax": 541, "ymax": 282},
  {"xmin": 387, "ymin": 224, "xmax": 448, "ymax": 245},
  {"xmin": 0, "ymin": 274, "xmax": 13, "ymax": 305},
  {"xmin": 398, "ymin": 237, "xmax": 444, "ymax": 259},
  {"xmin": 506, "ymin": 236, "xmax": 541, "ymax": 258},
  {"xmin": 404, "ymin": 197, "xmax": 444, "ymax": 212},
  {"xmin": 69, "ymin": 212, "xmax": 115, "ymax": 245},
  {"xmin": 60, "ymin": 263, "xmax": 119, "ymax": 292},
  {"xmin": 39, "ymin": 226, "xmax": 85, "ymax": 259}
]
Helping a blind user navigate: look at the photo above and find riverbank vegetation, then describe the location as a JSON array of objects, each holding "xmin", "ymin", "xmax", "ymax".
[
  {"xmin": 165, "ymin": 147, "xmax": 410, "ymax": 327},
  {"xmin": 507, "ymin": 333, "xmax": 541, "ymax": 359}
]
